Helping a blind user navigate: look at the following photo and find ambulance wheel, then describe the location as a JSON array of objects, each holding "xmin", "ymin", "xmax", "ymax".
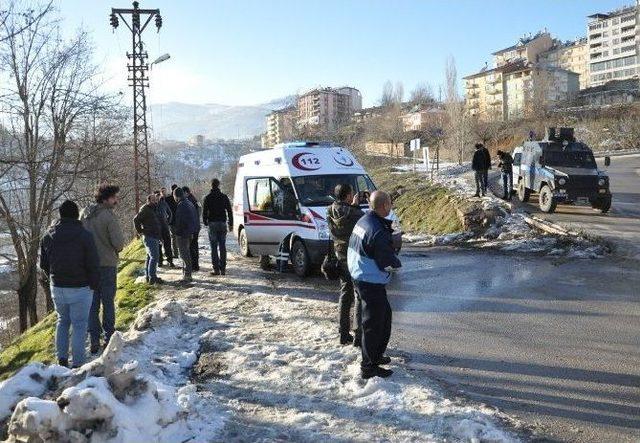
[
  {"xmin": 539, "ymin": 185, "xmax": 557, "ymax": 213},
  {"xmin": 290, "ymin": 239, "xmax": 310, "ymax": 277},
  {"xmin": 517, "ymin": 180, "xmax": 530, "ymax": 203},
  {"xmin": 239, "ymin": 228, "xmax": 252, "ymax": 257}
]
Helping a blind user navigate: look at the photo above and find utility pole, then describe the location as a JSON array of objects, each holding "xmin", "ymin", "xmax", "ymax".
[{"xmin": 109, "ymin": 1, "xmax": 162, "ymax": 211}]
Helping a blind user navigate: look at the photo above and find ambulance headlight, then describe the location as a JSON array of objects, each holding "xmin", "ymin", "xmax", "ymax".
[
  {"xmin": 598, "ymin": 178, "xmax": 606, "ymax": 186},
  {"xmin": 557, "ymin": 178, "xmax": 566, "ymax": 186}
]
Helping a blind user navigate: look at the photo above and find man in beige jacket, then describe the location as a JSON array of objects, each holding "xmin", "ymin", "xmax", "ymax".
[{"xmin": 81, "ymin": 184, "xmax": 125, "ymax": 354}]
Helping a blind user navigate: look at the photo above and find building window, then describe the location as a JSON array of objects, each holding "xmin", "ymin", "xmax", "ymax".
[{"xmin": 621, "ymin": 14, "xmax": 635, "ymax": 23}]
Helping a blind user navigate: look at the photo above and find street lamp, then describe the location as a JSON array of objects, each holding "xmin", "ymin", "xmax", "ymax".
[{"xmin": 151, "ymin": 53, "xmax": 170, "ymax": 67}]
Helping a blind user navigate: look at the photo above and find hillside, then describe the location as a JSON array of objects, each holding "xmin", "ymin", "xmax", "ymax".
[{"xmin": 150, "ymin": 96, "xmax": 296, "ymax": 141}]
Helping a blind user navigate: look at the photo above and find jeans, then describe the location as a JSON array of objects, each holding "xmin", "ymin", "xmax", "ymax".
[
  {"xmin": 190, "ymin": 230, "xmax": 200, "ymax": 271},
  {"xmin": 475, "ymin": 170, "xmax": 488, "ymax": 195},
  {"xmin": 177, "ymin": 235, "xmax": 193, "ymax": 280},
  {"xmin": 143, "ymin": 236, "xmax": 160, "ymax": 281},
  {"xmin": 208, "ymin": 222, "xmax": 228, "ymax": 272},
  {"xmin": 52, "ymin": 285, "xmax": 93, "ymax": 366},
  {"xmin": 355, "ymin": 281, "xmax": 392, "ymax": 370},
  {"xmin": 89, "ymin": 266, "xmax": 117, "ymax": 347},
  {"xmin": 338, "ymin": 259, "xmax": 361, "ymax": 339},
  {"xmin": 502, "ymin": 171, "xmax": 512, "ymax": 198}
]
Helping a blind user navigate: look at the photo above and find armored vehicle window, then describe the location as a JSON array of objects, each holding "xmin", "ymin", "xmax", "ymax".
[{"xmin": 545, "ymin": 150, "xmax": 597, "ymax": 169}]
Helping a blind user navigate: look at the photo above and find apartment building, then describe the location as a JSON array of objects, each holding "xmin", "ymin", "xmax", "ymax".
[
  {"xmin": 538, "ymin": 38, "xmax": 589, "ymax": 89},
  {"xmin": 465, "ymin": 32, "xmax": 579, "ymax": 121},
  {"xmin": 587, "ymin": 5, "xmax": 639, "ymax": 87},
  {"xmin": 400, "ymin": 105, "xmax": 446, "ymax": 132},
  {"xmin": 264, "ymin": 106, "xmax": 296, "ymax": 148},
  {"xmin": 297, "ymin": 86, "xmax": 362, "ymax": 132}
]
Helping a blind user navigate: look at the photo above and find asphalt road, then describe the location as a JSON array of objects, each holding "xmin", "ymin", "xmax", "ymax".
[
  {"xmin": 492, "ymin": 154, "xmax": 640, "ymax": 260},
  {"xmin": 248, "ymin": 246, "xmax": 640, "ymax": 443},
  {"xmin": 388, "ymin": 248, "xmax": 640, "ymax": 443}
]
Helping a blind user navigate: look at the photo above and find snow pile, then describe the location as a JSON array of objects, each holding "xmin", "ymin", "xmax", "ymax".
[
  {"xmin": 2, "ymin": 300, "xmax": 227, "ymax": 442},
  {"xmin": 396, "ymin": 164, "xmax": 607, "ymax": 258},
  {"xmin": 185, "ymin": 287, "xmax": 519, "ymax": 442},
  {"xmin": 0, "ymin": 363, "xmax": 70, "ymax": 421}
]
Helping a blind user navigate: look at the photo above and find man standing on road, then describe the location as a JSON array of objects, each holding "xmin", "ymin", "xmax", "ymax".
[
  {"xmin": 156, "ymin": 188, "xmax": 174, "ymax": 268},
  {"xmin": 173, "ymin": 187, "xmax": 198, "ymax": 285},
  {"xmin": 202, "ymin": 178, "xmax": 233, "ymax": 276},
  {"xmin": 81, "ymin": 184, "xmax": 125, "ymax": 354},
  {"xmin": 472, "ymin": 143, "xmax": 489, "ymax": 197},
  {"xmin": 327, "ymin": 184, "xmax": 364, "ymax": 346},
  {"xmin": 133, "ymin": 194, "xmax": 164, "ymax": 285},
  {"xmin": 42, "ymin": 200, "xmax": 100, "ymax": 368},
  {"xmin": 166, "ymin": 184, "xmax": 179, "ymax": 260},
  {"xmin": 497, "ymin": 150, "xmax": 514, "ymax": 200},
  {"xmin": 182, "ymin": 186, "xmax": 202, "ymax": 272},
  {"xmin": 348, "ymin": 191, "xmax": 401, "ymax": 379}
]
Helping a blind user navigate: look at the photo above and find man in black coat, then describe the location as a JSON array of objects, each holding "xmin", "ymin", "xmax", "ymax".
[
  {"xmin": 497, "ymin": 150, "xmax": 514, "ymax": 200},
  {"xmin": 202, "ymin": 178, "xmax": 233, "ymax": 275},
  {"xmin": 472, "ymin": 143, "xmax": 490, "ymax": 197},
  {"xmin": 173, "ymin": 187, "xmax": 199, "ymax": 284},
  {"xmin": 133, "ymin": 194, "xmax": 163, "ymax": 284},
  {"xmin": 182, "ymin": 186, "xmax": 201, "ymax": 272},
  {"xmin": 40, "ymin": 200, "xmax": 100, "ymax": 368},
  {"xmin": 327, "ymin": 183, "xmax": 364, "ymax": 346},
  {"xmin": 165, "ymin": 184, "xmax": 179, "ymax": 259},
  {"xmin": 156, "ymin": 188, "xmax": 174, "ymax": 267}
]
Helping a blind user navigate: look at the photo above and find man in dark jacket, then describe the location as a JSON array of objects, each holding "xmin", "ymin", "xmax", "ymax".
[
  {"xmin": 165, "ymin": 184, "xmax": 179, "ymax": 259},
  {"xmin": 202, "ymin": 178, "xmax": 233, "ymax": 276},
  {"xmin": 174, "ymin": 187, "xmax": 199, "ymax": 284},
  {"xmin": 348, "ymin": 191, "xmax": 401, "ymax": 379},
  {"xmin": 182, "ymin": 186, "xmax": 202, "ymax": 272},
  {"xmin": 133, "ymin": 194, "xmax": 163, "ymax": 285},
  {"xmin": 497, "ymin": 150, "xmax": 514, "ymax": 200},
  {"xmin": 327, "ymin": 184, "xmax": 364, "ymax": 346},
  {"xmin": 40, "ymin": 200, "xmax": 99, "ymax": 368},
  {"xmin": 472, "ymin": 143, "xmax": 489, "ymax": 197},
  {"xmin": 155, "ymin": 189, "xmax": 174, "ymax": 268}
]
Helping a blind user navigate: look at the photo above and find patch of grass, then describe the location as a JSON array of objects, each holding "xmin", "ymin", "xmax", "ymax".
[
  {"xmin": 371, "ymin": 168, "xmax": 466, "ymax": 235},
  {"xmin": 0, "ymin": 240, "xmax": 152, "ymax": 381}
]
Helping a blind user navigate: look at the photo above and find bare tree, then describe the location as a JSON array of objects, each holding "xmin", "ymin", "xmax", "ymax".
[
  {"xmin": 380, "ymin": 80, "xmax": 395, "ymax": 107},
  {"xmin": 443, "ymin": 56, "xmax": 472, "ymax": 164},
  {"xmin": 0, "ymin": 3, "xmax": 118, "ymax": 330},
  {"xmin": 409, "ymin": 83, "xmax": 435, "ymax": 106}
]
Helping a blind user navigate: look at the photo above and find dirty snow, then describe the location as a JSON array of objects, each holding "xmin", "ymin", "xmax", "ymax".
[{"xmin": 395, "ymin": 163, "xmax": 607, "ymax": 258}]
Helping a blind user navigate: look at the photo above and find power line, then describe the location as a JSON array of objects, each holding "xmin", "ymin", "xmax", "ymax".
[{"xmin": 109, "ymin": 1, "xmax": 162, "ymax": 211}]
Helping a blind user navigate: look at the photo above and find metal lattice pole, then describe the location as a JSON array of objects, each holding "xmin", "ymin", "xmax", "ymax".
[{"xmin": 110, "ymin": 1, "xmax": 162, "ymax": 210}]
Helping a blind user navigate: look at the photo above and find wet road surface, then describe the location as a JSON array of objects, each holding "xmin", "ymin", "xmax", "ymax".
[{"xmin": 388, "ymin": 247, "xmax": 640, "ymax": 442}]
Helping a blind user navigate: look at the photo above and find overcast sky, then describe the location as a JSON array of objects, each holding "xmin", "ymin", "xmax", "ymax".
[{"xmin": 58, "ymin": 0, "xmax": 628, "ymax": 107}]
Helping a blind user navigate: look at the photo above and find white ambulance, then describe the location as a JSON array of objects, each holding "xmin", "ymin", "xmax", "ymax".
[{"xmin": 233, "ymin": 142, "xmax": 402, "ymax": 276}]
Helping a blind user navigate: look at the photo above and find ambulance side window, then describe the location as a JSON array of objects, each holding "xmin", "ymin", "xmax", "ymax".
[{"xmin": 247, "ymin": 178, "xmax": 274, "ymax": 213}]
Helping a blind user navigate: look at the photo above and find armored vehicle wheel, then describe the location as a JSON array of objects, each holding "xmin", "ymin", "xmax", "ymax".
[
  {"xmin": 291, "ymin": 239, "xmax": 311, "ymax": 277},
  {"xmin": 517, "ymin": 180, "xmax": 530, "ymax": 203},
  {"xmin": 539, "ymin": 185, "xmax": 557, "ymax": 213}
]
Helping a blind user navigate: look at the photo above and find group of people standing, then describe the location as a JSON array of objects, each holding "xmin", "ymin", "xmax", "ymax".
[
  {"xmin": 39, "ymin": 179, "xmax": 233, "ymax": 369},
  {"xmin": 327, "ymin": 185, "xmax": 401, "ymax": 380},
  {"xmin": 471, "ymin": 142, "xmax": 514, "ymax": 200}
]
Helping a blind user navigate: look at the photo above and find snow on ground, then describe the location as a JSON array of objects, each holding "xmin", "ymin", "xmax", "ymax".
[
  {"xmin": 1, "ymin": 240, "xmax": 521, "ymax": 442},
  {"xmin": 395, "ymin": 163, "xmax": 607, "ymax": 258}
]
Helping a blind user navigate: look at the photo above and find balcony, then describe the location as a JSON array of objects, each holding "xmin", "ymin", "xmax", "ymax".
[
  {"xmin": 467, "ymin": 83, "xmax": 480, "ymax": 89},
  {"xmin": 467, "ymin": 91, "xmax": 480, "ymax": 99},
  {"xmin": 589, "ymin": 33, "xmax": 602, "ymax": 40},
  {"xmin": 486, "ymin": 87, "xmax": 503, "ymax": 95}
]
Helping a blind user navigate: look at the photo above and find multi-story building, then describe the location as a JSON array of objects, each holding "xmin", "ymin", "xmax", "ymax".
[
  {"xmin": 400, "ymin": 105, "xmax": 446, "ymax": 132},
  {"xmin": 538, "ymin": 38, "xmax": 589, "ymax": 89},
  {"xmin": 264, "ymin": 106, "xmax": 296, "ymax": 148},
  {"xmin": 587, "ymin": 5, "xmax": 639, "ymax": 87},
  {"xmin": 188, "ymin": 135, "xmax": 204, "ymax": 147},
  {"xmin": 297, "ymin": 86, "xmax": 362, "ymax": 131},
  {"xmin": 464, "ymin": 32, "xmax": 579, "ymax": 121}
]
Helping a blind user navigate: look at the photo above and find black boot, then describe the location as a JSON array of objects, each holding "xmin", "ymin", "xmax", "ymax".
[
  {"xmin": 58, "ymin": 358, "xmax": 69, "ymax": 368},
  {"xmin": 340, "ymin": 333, "xmax": 354, "ymax": 345},
  {"xmin": 361, "ymin": 366, "xmax": 393, "ymax": 379},
  {"xmin": 376, "ymin": 356, "xmax": 391, "ymax": 365}
]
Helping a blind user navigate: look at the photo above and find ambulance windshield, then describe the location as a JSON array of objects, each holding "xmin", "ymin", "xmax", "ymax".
[{"xmin": 292, "ymin": 174, "xmax": 376, "ymax": 207}]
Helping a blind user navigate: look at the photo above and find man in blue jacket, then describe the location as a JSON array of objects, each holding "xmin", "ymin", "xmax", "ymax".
[
  {"xmin": 348, "ymin": 191, "xmax": 401, "ymax": 379},
  {"xmin": 173, "ymin": 187, "xmax": 198, "ymax": 284}
]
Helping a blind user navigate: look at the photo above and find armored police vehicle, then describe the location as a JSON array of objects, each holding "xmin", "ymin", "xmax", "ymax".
[{"xmin": 512, "ymin": 127, "xmax": 612, "ymax": 214}]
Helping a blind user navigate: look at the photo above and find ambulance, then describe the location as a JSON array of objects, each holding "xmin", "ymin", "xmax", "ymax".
[{"xmin": 233, "ymin": 142, "xmax": 402, "ymax": 277}]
